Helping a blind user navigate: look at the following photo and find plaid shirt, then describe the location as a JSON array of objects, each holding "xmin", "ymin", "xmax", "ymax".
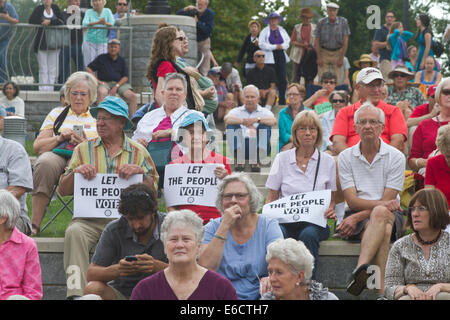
[
  {"xmin": 314, "ymin": 16, "xmax": 351, "ymax": 49},
  {"xmin": 66, "ymin": 134, "xmax": 159, "ymax": 189},
  {"xmin": 386, "ymin": 86, "xmax": 427, "ymax": 108},
  {"xmin": 0, "ymin": 228, "xmax": 43, "ymax": 300}
]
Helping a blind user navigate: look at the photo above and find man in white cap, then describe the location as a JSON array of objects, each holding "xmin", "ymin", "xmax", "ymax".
[
  {"xmin": 314, "ymin": 2, "xmax": 351, "ymax": 84},
  {"xmin": 329, "ymin": 67, "xmax": 407, "ymax": 155}
]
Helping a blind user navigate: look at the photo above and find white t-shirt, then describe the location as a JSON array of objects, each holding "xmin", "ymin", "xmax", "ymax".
[{"xmin": 0, "ymin": 96, "xmax": 25, "ymax": 117}]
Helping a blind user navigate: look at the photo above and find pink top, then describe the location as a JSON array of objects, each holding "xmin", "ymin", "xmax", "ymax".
[
  {"xmin": 151, "ymin": 116, "xmax": 172, "ymax": 142},
  {"xmin": 0, "ymin": 227, "xmax": 43, "ymax": 300}
]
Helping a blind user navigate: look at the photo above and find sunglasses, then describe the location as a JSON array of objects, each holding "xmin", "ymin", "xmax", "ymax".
[
  {"xmin": 442, "ymin": 89, "xmax": 450, "ymax": 96},
  {"xmin": 393, "ymin": 73, "xmax": 408, "ymax": 78},
  {"xmin": 117, "ymin": 3, "xmax": 127, "ymax": 6},
  {"xmin": 175, "ymin": 36, "xmax": 188, "ymax": 41},
  {"xmin": 323, "ymin": 80, "xmax": 336, "ymax": 84},
  {"xmin": 254, "ymin": 54, "xmax": 265, "ymax": 58},
  {"xmin": 331, "ymin": 99, "xmax": 345, "ymax": 103}
]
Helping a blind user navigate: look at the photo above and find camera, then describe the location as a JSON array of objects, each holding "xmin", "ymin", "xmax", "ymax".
[{"xmin": 185, "ymin": 8, "xmax": 198, "ymax": 17}]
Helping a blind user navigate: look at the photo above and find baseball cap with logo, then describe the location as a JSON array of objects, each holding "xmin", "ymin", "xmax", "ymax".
[
  {"xmin": 427, "ymin": 85, "xmax": 437, "ymax": 97},
  {"xmin": 356, "ymin": 67, "xmax": 384, "ymax": 85}
]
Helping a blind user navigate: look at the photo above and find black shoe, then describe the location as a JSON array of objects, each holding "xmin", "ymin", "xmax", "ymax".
[
  {"xmin": 250, "ymin": 165, "xmax": 261, "ymax": 172},
  {"xmin": 235, "ymin": 165, "xmax": 245, "ymax": 171},
  {"xmin": 346, "ymin": 264, "xmax": 370, "ymax": 296}
]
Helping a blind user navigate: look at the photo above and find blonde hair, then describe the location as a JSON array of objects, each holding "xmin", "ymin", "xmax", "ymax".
[{"xmin": 291, "ymin": 110, "xmax": 323, "ymax": 149}]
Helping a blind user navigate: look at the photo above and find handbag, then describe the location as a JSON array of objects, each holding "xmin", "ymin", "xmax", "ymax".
[
  {"xmin": 45, "ymin": 27, "xmax": 70, "ymax": 50},
  {"xmin": 431, "ymin": 40, "xmax": 444, "ymax": 57}
]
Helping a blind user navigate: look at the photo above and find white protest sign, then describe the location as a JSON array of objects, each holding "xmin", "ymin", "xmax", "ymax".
[
  {"xmin": 262, "ymin": 189, "xmax": 331, "ymax": 228},
  {"xmin": 164, "ymin": 163, "xmax": 222, "ymax": 207},
  {"xmin": 74, "ymin": 173, "xmax": 143, "ymax": 218}
]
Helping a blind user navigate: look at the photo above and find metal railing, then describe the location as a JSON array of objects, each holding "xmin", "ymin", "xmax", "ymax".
[{"xmin": 0, "ymin": 22, "xmax": 133, "ymax": 90}]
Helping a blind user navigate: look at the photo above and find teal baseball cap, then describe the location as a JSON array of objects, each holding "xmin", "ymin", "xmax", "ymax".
[
  {"xmin": 178, "ymin": 112, "xmax": 211, "ymax": 132},
  {"xmin": 90, "ymin": 96, "xmax": 134, "ymax": 130}
]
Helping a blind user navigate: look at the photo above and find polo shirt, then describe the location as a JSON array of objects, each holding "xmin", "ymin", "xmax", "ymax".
[
  {"xmin": 0, "ymin": 2, "xmax": 19, "ymax": 39},
  {"xmin": 373, "ymin": 25, "xmax": 391, "ymax": 61},
  {"xmin": 425, "ymin": 154, "xmax": 450, "ymax": 206},
  {"xmin": 338, "ymin": 138, "xmax": 405, "ymax": 201},
  {"xmin": 91, "ymin": 214, "xmax": 167, "ymax": 297},
  {"xmin": 266, "ymin": 148, "xmax": 336, "ymax": 198},
  {"xmin": 88, "ymin": 53, "xmax": 128, "ymax": 83},
  {"xmin": 329, "ymin": 99, "xmax": 407, "ymax": 147},
  {"xmin": 246, "ymin": 65, "xmax": 276, "ymax": 90},
  {"xmin": 226, "ymin": 104, "xmax": 275, "ymax": 138}
]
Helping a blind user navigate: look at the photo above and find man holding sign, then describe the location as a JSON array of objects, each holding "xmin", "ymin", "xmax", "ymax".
[
  {"xmin": 167, "ymin": 112, "xmax": 231, "ymax": 224},
  {"xmin": 58, "ymin": 96, "xmax": 158, "ymax": 299}
]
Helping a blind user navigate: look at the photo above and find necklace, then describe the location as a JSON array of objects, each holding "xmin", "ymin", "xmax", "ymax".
[{"xmin": 415, "ymin": 230, "xmax": 441, "ymax": 246}]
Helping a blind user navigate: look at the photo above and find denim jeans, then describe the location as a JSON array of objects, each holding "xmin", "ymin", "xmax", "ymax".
[
  {"xmin": 0, "ymin": 38, "xmax": 9, "ymax": 83},
  {"xmin": 226, "ymin": 123, "xmax": 272, "ymax": 164},
  {"xmin": 58, "ymin": 43, "xmax": 84, "ymax": 84},
  {"xmin": 280, "ymin": 222, "xmax": 330, "ymax": 280}
]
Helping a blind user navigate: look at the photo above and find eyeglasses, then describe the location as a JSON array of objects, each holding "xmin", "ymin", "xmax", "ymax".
[
  {"xmin": 175, "ymin": 36, "xmax": 188, "ymax": 42},
  {"xmin": 254, "ymin": 54, "xmax": 265, "ymax": 58},
  {"xmin": 441, "ymin": 89, "xmax": 450, "ymax": 96},
  {"xmin": 223, "ymin": 193, "xmax": 249, "ymax": 201},
  {"xmin": 356, "ymin": 119, "xmax": 382, "ymax": 126},
  {"xmin": 393, "ymin": 73, "xmax": 408, "ymax": 78},
  {"xmin": 331, "ymin": 99, "xmax": 345, "ymax": 103},
  {"xmin": 297, "ymin": 127, "xmax": 317, "ymax": 133},
  {"xmin": 117, "ymin": 3, "xmax": 128, "ymax": 6},
  {"xmin": 322, "ymin": 80, "xmax": 336, "ymax": 85},
  {"xmin": 70, "ymin": 91, "xmax": 89, "ymax": 97},
  {"xmin": 408, "ymin": 205, "xmax": 428, "ymax": 212}
]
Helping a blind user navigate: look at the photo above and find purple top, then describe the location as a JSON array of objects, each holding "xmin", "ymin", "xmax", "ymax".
[
  {"xmin": 268, "ymin": 28, "xmax": 284, "ymax": 45},
  {"xmin": 130, "ymin": 270, "xmax": 238, "ymax": 300}
]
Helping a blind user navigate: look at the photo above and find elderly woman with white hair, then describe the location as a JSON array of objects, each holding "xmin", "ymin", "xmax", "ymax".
[
  {"xmin": 82, "ymin": 0, "xmax": 115, "ymax": 68},
  {"xmin": 131, "ymin": 210, "xmax": 237, "ymax": 300},
  {"xmin": 198, "ymin": 172, "xmax": 283, "ymax": 300},
  {"xmin": 260, "ymin": 238, "xmax": 338, "ymax": 300},
  {"xmin": 0, "ymin": 190, "xmax": 43, "ymax": 300}
]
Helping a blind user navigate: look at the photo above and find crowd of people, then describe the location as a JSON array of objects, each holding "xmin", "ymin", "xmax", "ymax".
[{"xmin": 1, "ymin": 0, "xmax": 450, "ymax": 302}]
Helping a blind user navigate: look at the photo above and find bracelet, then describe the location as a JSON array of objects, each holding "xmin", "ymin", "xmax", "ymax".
[{"xmin": 213, "ymin": 234, "xmax": 227, "ymax": 241}]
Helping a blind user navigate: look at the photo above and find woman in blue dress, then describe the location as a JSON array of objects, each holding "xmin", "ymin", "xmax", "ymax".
[{"xmin": 415, "ymin": 14, "xmax": 436, "ymax": 72}]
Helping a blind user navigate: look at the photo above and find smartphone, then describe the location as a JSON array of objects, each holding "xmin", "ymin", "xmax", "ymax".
[
  {"xmin": 73, "ymin": 125, "xmax": 84, "ymax": 137},
  {"xmin": 125, "ymin": 255, "xmax": 138, "ymax": 262}
]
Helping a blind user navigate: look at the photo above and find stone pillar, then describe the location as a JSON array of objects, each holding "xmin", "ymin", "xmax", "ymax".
[{"xmin": 117, "ymin": 15, "xmax": 197, "ymax": 93}]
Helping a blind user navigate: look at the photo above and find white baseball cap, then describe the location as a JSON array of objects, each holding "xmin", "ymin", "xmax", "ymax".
[
  {"xmin": 327, "ymin": 2, "xmax": 339, "ymax": 9},
  {"xmin": 356, "ymin": 67, "xmax": 384, "ymax": 84}
]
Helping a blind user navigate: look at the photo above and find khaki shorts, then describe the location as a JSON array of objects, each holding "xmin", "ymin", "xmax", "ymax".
[{"xmin": 99, "ymin": 81, "xmax": 134, "ymax": 97}]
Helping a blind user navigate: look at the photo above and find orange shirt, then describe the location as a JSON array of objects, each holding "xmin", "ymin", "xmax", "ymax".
[{"xmin": 330, "ymin": 100, "xmax": 407, "ymax": 147}]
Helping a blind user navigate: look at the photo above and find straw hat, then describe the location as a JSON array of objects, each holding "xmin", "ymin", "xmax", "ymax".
[
  {"xmin": 353, "ymin": 54, "xmax": 378, "ymax": 68},
  {"xmin": 388, "ymin": 65, "xmax": 415, "ymax": 80}
]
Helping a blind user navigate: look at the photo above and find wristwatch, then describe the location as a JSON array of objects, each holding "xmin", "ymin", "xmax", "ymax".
[
  {"xmin": 115, "ymin": 83, "xmax": 120, "ymax": 88},
  {"xmin": 257, "ymin": 117, "xmax": 261, "ymax": 123}
]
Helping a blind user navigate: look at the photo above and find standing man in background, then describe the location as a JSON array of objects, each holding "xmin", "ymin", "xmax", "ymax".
[
  {"xmin": 177, "ymin": 0, "xmax": 214, "ymax": 76},
  {"xmin": 0, "ymin": 0, "xmax": 19, "ymax": 84},
  {"xmin": 372, "ymin": 11, "xmax": 396, "ymax": 81}
]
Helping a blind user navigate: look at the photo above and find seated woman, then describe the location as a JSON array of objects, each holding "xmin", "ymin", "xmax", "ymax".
[
  {"xmin": 321, "ymin": 90, "xmax": 349, "ymax": 154},
  {"xmin": 425, "ymin": 124, "xmax": 450, "ymax": 210},
  {"xmin": 0, "ymin": 81, "xmax": 25, "ymax": 117},
  {"xmin": 0, "ymin": 190, "xmax": 42, "ymax": 300},
  {"xmin": 260, "ymin": 238, "xmax": 338, "ymax": 300},
  {"xmin": 30, "ymin": 71, "xmax": 98, "ymax": 236},
  {"xmin": 167, "ymin": 113, "xmax": 231, "ymax": 224},
  {"xmin": 409, "ymin": 78, "xmax": 450, "ymax": 177},
  {"xmin": 265, "ymin": 110, "xmax": 336, "ymax": 280},
  {"xmin": 198, "ymin": 173, "xmax": 283, "ymax": 300},
  {"xmin": 278, "ymin": 83, "xmax": 307, "ymax": 152},
  {"xmin": 131, "ymin": 210, "xmax": 237, "ymax": 300},
  {"xmin": 384, "ymin": 188, "xmax": 450, "ymax": 300},
  {"xmin": 414, "ymin": 56, "xmax": 442, "ymax": 91}
]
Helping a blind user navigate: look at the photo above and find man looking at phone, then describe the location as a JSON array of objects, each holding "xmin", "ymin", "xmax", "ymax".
[{"xmin": 83, "ymin": 183, "xmax": 167, "ymax": 300}]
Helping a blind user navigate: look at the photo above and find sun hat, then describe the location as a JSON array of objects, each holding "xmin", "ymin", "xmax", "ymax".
[
  {"xmin": 353, "ymin": 54, "xmax": 378, "ymax": 68},
  {"xmin": 388, "ymin": 65, "xmax": 415, "ymax": 80},
  {"xmin": 263, "ymin": 12, "xmax": 283, "ymax": 24},
  {"xmin": 300, "ymin": 8, "xmax": 314, "ymax": 18},
  {"xmin": 90, "ymin": 96, "xmax": 134, "ymax": 130},
  {"xmin": 356, "ymin": 67, "xmax": 384, "ymax": 84},
  {"xmin": 178, "ymin": 112, "xmax": 211, "ymax": 132}
]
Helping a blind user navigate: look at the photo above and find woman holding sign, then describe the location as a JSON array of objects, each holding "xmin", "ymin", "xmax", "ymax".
[
  {"xmin": 265, "ymin": 110, "xmax": 337, "ymax": 280},
  {"xmin": 167, "ymin": 112, "xmax": 231, "ymax": 224}
]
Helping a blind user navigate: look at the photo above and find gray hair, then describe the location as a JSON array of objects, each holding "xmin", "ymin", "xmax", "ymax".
[
  {"xmin": 243, "ymin": 84, "xmax": 260, "ymax": 98},
  {"xmin": 436, "ymin": 124, "xmax": 450, "ymax": 155},
  {"xmin": 160, "ymin": 210, "xmax": 204, "ymax": 244},
  {"xmin": 216, "ymin": 172, "xmax": 263, "ymax": 213},
  {"xmin": 0, "ymin": 190, "xmax": 21, "ymax": 230},
  {"xmin": 64, "ymin": 71, "xmax": 98, "ymax": 105},
  {"xmin": 266, "ymin": 238, "xmax": 314, "ymax": 284},
  {"xmin": 162, "ymin": 73, "xmax": 188, "ymax": 92},
  {"xmin": 435, "ymin": 77, "xmax": 450, "ymax": 104},
  {"xmin": 354, "ymin": 101, "xmax": 385, "ymax": 125}
]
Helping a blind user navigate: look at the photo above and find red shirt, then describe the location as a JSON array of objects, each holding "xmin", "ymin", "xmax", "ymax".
[
  {"xmin": 410, "ymin": 103, "xmax": 430, "ymax": 118},
  {"xmin": 170, "ymin": 151, "xmax": 232, "ymax": 224},
  {"xmin": 425, "ymin": 154, "xmax": 450, "ymax": 206},
  {"xmin": 409, "ymin": 118, "xmax": 449, "ymax": 160},
  {"xmin": 151, "ymin": 61, "xmax": 177, "ymax": 108},
  {"xmin": 330, "ymin": 99, "xmax": 408, "ymax": 147}
]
